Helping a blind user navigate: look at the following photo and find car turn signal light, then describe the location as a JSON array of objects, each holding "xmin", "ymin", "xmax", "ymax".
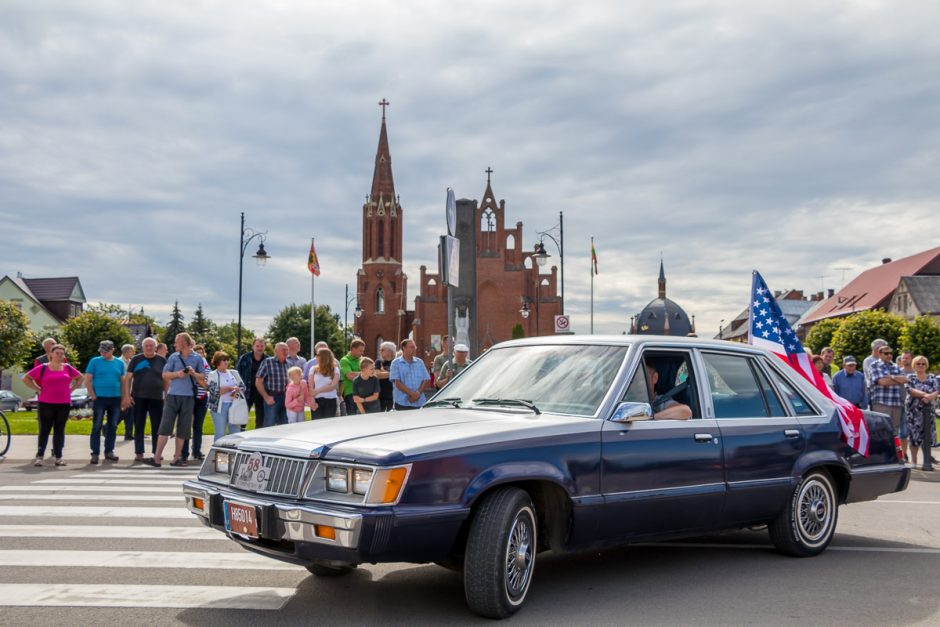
[
  {"xmin": 365, "ymin": 467, "xmax": 409, "ymax": 505},
  {"xmin": 315, "ymin": 525, "xmax": 337, "ymax": 540}
]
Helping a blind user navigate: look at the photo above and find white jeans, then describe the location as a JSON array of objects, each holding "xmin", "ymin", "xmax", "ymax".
[{"xmin": 286, "ymin": 410, "xmax": 305, "ymax": 424}]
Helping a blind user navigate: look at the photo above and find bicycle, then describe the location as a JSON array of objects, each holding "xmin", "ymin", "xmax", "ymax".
[{"xmin": 0, "ymin": 408, "xmax": 10, "ymax": 457}]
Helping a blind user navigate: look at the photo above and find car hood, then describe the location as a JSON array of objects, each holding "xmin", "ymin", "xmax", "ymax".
[{"xmin": 215, "ymin": 408, "xmax": 593, "ymax": 464}]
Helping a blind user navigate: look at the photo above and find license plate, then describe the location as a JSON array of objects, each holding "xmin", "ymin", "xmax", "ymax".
[{"xmin": 224, "ymin": 500, "xmax": 259, "ymax": 539}]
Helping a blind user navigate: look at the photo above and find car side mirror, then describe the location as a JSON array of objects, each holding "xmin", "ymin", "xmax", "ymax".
[{"xmin": 610, "ymin": 401, "xmax": 653, "ymax": 423}]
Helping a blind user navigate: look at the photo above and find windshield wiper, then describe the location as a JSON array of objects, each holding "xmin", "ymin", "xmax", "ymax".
[
  {"xmin": 471, "ymin": 398, "xmax": 541, "ymax": 415},
  {"xmin": 424, "ymin": 397, "xmax": 463, "ymax": 408}
]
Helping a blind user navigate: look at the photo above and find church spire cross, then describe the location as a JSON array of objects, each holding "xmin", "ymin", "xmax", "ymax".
[
  {"xmin": 485, "ymin": 166, "xmax": 493, "ymax": 184},
  {"xmin": 379, "ymin": 98, "xmax": 390, "ymax": 120}
]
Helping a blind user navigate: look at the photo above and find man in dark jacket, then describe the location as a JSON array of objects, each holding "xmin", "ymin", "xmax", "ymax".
[{"xmin": 236, "ymin": 338, "xmax": 267, "ymax": 430}]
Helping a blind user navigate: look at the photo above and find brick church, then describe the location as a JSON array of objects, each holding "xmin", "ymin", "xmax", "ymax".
[{"xmin": 354, "ymin": 103, "xmax": 561, "ymax": 359}]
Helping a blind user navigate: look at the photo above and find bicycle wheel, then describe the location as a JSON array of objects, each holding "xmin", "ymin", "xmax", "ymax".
[{"xmin": 0, "ymin": 410, "xmax": 9, "ymax": 457}]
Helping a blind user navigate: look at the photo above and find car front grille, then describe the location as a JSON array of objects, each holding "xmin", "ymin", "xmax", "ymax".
[{"xmin": 230, "ymin": 452, "xmax": 309, "ymax": 497}]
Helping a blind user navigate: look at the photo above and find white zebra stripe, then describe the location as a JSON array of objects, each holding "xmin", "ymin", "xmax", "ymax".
[
  {"xmin": 0, "ymin": 506, "xmax": 191, "ymax": 518},
  {"xmin": 0, "ymin": 524, "xmax": 223, "ymax": 540},
  {"xmin": 0, "ymin": 583, "xmax": 295, "ymax": 609},
  {"xmin": 0, "ymin": 549, "xmax": 303, "ymax": 570}
]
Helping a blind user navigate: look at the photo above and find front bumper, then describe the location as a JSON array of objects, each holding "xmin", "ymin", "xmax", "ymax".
[{"xmin": 182, "ymin": 480, "xmax": 470, "ymax": 566}]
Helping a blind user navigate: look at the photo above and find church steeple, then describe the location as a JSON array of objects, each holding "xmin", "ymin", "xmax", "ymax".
[
  {"xmin": 658, "ymin": 257, "xmax": 667, "ymax": 299},
  {"xmin": 362, "ymin": 98, "xmax": 402, "ymax": 263},
  {"xmin": 369, "ymin": 98, "xmax": 396, "ymax": 203}
]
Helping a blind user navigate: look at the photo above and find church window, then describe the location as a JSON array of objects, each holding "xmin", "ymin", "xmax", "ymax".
[
  {"xmin": 481, "ymin": 209, "xmax": 495, "ymax": 232},
  {"xmin": 427, "ymin": 278, "xmax": 437, "ymax": 287},
  {"xmin": 506, "ymin": 233, "xmax": 515, "ymax": 249},
  {"xmin": 376, "ymin": 287, "xmax": 385, "ymax": 313}
]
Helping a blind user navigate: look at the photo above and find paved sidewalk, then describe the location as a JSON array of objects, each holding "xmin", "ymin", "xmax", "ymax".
[{"xmin": 1, "ymin": 434, "xmax": 222, "ymax": 464}]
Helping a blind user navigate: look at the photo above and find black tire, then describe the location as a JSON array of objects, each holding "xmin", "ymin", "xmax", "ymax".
[
  {"xmin": 769, "ymin": 469, "xmax": 838, "ymax": 557},
  {"xmin": 305, "ymin": 562, "xmax": 356, "ymax": 577},
  {"xmin": 463, "ymin": 487, "xmax": 538, "ymax": 619}
]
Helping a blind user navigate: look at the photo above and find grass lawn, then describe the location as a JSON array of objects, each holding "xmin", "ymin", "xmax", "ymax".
[{"xmin": 4, "ymin": 409, "xmax": 261, "ymax": 435}]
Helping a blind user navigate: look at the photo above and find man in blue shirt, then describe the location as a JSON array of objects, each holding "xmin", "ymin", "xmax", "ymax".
[
  {"xmin": 149, "ymin": 333, "xmax": 206, "ymax": 467},
  {"xmin": 390, "ymin": 339, "xmax": 430, "ymax": 410},
  {"xmin": 85, "ymin": 340, "xmax": 127, "ymax": 464},
  {"xmin": 831, "ymin": 356, "xmax": 868, "ymax": 409}
]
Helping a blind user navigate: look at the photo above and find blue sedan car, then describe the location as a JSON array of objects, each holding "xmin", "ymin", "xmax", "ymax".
[{"xmin": 184, "ymin": 336, "xmax": 908, "ymax": 618}]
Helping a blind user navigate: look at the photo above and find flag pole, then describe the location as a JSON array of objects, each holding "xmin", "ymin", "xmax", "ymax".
[
  {"xmin": 310, "ymin": 237, "xmax": 316, "ymax": 358},
  {"xmin": 590, "ymin": 236, "xmax": 594, "ymax": 334}
]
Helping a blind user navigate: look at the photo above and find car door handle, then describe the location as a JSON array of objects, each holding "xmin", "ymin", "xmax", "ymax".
[
  {"xmin": 694, "ymin": 433, "xmax": 715, "ymax": 443},
  {"xmin": 784, "ymin": 429, "xmax": 801, "ymax": 439}
]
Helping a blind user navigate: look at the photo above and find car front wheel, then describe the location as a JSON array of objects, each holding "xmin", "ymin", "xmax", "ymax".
[
  {"xmin": 463, "ymin": 487, "xmax": 537, "ymax": 619},
  {"xmin": 769, "ymin": 469, "xmax": 838, "ymax": 557}
]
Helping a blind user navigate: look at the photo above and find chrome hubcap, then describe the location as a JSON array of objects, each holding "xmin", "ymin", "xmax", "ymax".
[
  {"xmin": 505, "ymin": 512, "xmax": 534, "ymax": 600},
  {"xmin": 797, "ymin": 479, "xmax": 832, "ymax": 544}
]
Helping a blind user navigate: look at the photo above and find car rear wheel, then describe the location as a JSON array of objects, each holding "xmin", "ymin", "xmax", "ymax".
[
  {"xmin": 769, "ymin": 469, "xmax": 838, "ymax": 557},
  {"xmin": 463, "ymin": 487, "xmax": 537, "ymax": 619},
  {"xmin": 305, "ymin": 561, "xmax": 356, "ymax": 577}
]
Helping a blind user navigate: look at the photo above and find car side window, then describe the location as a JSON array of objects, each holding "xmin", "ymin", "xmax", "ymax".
[
  {"xmin": 764, "ymin": 367, "xmax": 817, "ymax": 416},
  {"xmin": 623, "ymin": 350, "xmax": 700, "ymax": 419},
  {"xmin": 752, "ymin": 363, "xmax": 788, "ymax": 417},
  {"xmin": 701, "ymin": 352, "xmax": 770, "ymax": 419},
  {"xmin": 623, "ymin": 362, "xmax": 651, "ymax": 404}
]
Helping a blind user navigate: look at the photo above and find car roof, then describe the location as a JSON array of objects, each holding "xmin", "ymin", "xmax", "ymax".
[{"xmin": 494, "ymin": 334, "xmax": 768, "ymax": 356}]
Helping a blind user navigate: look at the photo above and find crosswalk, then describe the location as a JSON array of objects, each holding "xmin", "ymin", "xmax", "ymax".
[{"xmin": 0, "ymin": 465, "xmax": 305, "ymax": 611}]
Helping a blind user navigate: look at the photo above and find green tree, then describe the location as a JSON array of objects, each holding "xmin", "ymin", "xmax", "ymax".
[
  {"xmin": 0, "ymin": 302, "xmax": 35, "ymax": 371},
  {"xmin": 216, "ymin": 321, "xmax": 259, "ymax": 358},
  {"xmin": 18, "ymin": 325, "xmax": 79, "ymax": 370},
  {"xmin": 511, "ymin": 323, "xmax": 526, "ymax": 339},
  {"xmin": 804, "ymin": 317, "xmax": 843, "ymax": 355},
  {"xmin": 830, "ymin": 310, "xmax": 907, "ymax": 366},
  {"xmin": 60, "ymin": 311, "xmax": 135, "ymax": 370},
  {"xmin": 162, "ymin": 301, "xmax": 186, "ymax": 346},
  {"xmin": 900, "ymin": 316, "xmax": 940, "ymax": 371},
  {"xmin": 266, "ymin": 304, "xmax": 344, "ymax": 357}
]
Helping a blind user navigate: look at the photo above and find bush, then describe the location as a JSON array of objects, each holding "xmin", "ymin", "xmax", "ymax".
[
  {"xmin": 0, "ymin": 302, "xmax": 34, "ymax": 371},
  {"xmin": 900, "ymin": 316, "xmax": 940, "ymax": 372},
  {"xmin": 60, "ymin": 311, "xmax": 135, "ymax": 370},
  {"xmin": 804, "ymin": 318, "xmax": 843, "ymax": 355},
  {"xmin": 830, "ymin": 310, "xmax": 907, "ymax": 366}
]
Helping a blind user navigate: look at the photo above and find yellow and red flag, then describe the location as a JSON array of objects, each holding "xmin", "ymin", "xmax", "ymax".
[{"xmin": 307, "ymin": 239, "xmax": 320, "ymax": 276}]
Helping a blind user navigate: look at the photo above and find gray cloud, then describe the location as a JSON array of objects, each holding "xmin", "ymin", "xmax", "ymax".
[{"xmin": 2, "ymin": 0, "xmax": 938, "ymax": 343}]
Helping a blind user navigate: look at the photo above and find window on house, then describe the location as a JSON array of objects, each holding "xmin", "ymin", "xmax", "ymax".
[{"xmin": 376, "ymin": 287, "xmax": 385, "ymax": 313}]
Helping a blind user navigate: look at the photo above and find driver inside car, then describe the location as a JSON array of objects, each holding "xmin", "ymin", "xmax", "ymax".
[{"xmin": 646, "ymin": 361, "xmax": 692, "ymax": 420}]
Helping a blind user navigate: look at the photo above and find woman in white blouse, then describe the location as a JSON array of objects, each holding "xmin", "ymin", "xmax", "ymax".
[{"xmin": 205, "ymin": 351, "xmax": 247, "ymax": 437}]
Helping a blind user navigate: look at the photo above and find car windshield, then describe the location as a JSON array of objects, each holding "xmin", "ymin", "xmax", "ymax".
[{"xmin": 434, "ymin": 343, "xmax": 629, "ymax": 417}]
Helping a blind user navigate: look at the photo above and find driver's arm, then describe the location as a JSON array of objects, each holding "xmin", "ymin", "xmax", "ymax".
[{"xmin": 654, "ymin": 401, "xmax": 692, "ymax": 420}]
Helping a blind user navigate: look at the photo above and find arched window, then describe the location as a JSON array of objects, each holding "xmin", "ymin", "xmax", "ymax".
[
  {"xmin": 481, "ymin": 209, "xmax": 495, "ymax": 232},
  {"xmin": 376, "ymin": 287, "xmax": 385, "ymax": 313},
  {"xmin": 506, "ymin": 233, "xmax": 515, "ymax": 250}
]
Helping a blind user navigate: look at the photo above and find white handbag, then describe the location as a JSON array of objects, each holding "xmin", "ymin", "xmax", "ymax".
[{"xmin": 229, "ymin": 396, "xmax": 250, "ymax": 425}]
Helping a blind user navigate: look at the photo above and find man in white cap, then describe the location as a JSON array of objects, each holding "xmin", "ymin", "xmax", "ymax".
[{"xmin": 436, "ymin": 343, "xmax": 472, "ymax": 388}]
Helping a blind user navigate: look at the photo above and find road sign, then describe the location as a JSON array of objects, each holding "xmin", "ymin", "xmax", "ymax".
[{"xmin": 554, "ymin": 315, "xmax": 570, "ymax": 333}]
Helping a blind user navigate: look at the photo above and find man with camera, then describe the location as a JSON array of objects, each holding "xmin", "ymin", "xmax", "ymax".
[{"xmin": 147, "ymin": 333, "xmax": 205, "ymax": 467}]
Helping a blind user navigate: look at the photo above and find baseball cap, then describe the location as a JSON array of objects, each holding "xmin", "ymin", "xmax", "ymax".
[
  {"xmin": 98, "ymin": 340, "xmax": 115, "ymax": 352},
  {"xmin": 454, "ymin": 343, "xmax": 470, "ymax": 352},
  {"xmin": 842, "ymin": 355, "xmax": 857, "ymax": 365}
]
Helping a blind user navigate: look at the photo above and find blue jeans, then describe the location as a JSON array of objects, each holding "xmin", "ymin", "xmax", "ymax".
[
  {"xmin": 91, "ymin": 396, "xmax": 121, "ymax": 456},
  {"xmin": 210, "ymin": 402, "xmax": 242, "ymax": 439},
  {"xmin": 263, "ymin": 392, "xmax": 287, "ymax": 428}
]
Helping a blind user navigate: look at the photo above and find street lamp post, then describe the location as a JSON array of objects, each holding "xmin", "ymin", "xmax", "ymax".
[
  {"xmin": 343, "ymin": 283, "xmax": 362, "ymax": 352},
  {"xmin": 533, "ymin": 210, "xmax": 564, "ymax": 315},
  {"xmin": 237, "ymin": 211, "xmax": 270, "ymax": 356}
]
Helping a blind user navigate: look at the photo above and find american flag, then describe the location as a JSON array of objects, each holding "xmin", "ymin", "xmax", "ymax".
[{"xmin": 748, "ymin": 271, "xmax": 869, "ymax": 456}]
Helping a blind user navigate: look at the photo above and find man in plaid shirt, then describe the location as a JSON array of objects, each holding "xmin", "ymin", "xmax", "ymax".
[
  {"xmin": 255, "ymin": 342, "xmax": 291, "ymax": 428},
  {"xmin": 868, "ymin": 344, "xmax": 907, "ymax": 439}
]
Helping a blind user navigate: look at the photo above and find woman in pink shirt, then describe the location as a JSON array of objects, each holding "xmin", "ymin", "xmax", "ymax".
[
  {"xmin": 23, "ymin": 344, "xmax": 83, "ymax": 467},
  {"xmin": 285, "ymin": 366, "xmax": 313, "ymax": 423}
]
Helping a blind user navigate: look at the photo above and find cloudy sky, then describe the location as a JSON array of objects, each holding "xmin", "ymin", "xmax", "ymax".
[{"xmin": 2, "ymin": 1, "xmax": 938, "ymax": 343}]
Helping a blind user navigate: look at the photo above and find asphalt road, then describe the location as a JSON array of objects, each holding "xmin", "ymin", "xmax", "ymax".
[{"xmin": 0, "ymin": 459, "xmax": 937, "ymax": 626}]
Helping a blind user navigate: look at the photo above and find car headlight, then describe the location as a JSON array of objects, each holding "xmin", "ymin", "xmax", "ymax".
[
  {"xmin": 353, "ymin": 468, "xmax": 373, "ymax": 495},
  {"xmin": 213, "ymin": 451, "xmax": 231, "ymax": 474},
  {"xmin": 327, "ymin": 466, "xmax": 349, "ymax": 493}
]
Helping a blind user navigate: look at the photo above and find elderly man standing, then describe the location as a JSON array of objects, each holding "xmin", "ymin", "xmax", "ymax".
[
  {"xmin": 832, "ymin": 356, "xmax": 868, "ymax": 409},
  {"xmin": 436, "ymin": 343, "xmax": 472, "ymax": 389},
  {"xmin": 256, "ymin": 342, "xmax": 291, "ymax": 427},
  {"xmin": 118, "ymin": 343, "xmax": 136, "ymax": 440},
  {"xmin": 869, "ymin": 344, "xmax": 908, "ymax": 455},
  {"xmin": 390, "ymin": 339, "xmax": 430, "ymax": 411},
  {"xmin": 237, "ymin": 338, "xmax": 268, "ymax": 430},
  {"xmin": 285, "ymin": 337, "xmax": 307, "ymax": 371},
  {"xmin": 33, "ymin": 337, "xmax": 58, "ymax": 366},
  {"xmin": 85, "ymin": 340, "xmax": 126, "ymax": 464},
  {"xmin": 863, "ymin": 339, "xmax": 888, "ymax": 385},
  {"xmin": 374, "ymin": 341, "xmax": 397, "ymax": 412},
  {"xmin": 148, "ymin": 333, "xmax": 205, "ymax": 467},
  {"xmin": 123, "ymin": 337, "xmax": 166, "ymax": 461}
]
